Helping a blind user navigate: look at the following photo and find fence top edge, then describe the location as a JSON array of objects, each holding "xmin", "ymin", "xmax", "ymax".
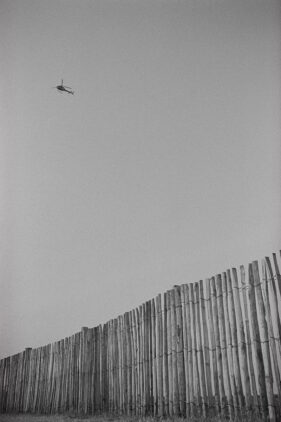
[{"xmin": 1, "ymin": 250, "xmax": 279, "ymax": 361}]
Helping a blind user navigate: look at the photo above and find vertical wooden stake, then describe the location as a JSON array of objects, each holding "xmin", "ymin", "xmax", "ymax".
[
  {"xmin": 232, "ymin": 268, "xmax": 251, "ymax": 411},
  {"xmin": 210, "ymin": 277, "xmax": 225, "ymax": 415},
  {"xmin": 190, "ymin": 283, "xmax": 200, "ymax": 416},
  {"xmin": 167, "ymin": 291, "xmax": 173, "ymax": 416},
  {"xmin": 252, "ymin": 261, "xmax": 275, "ymax": 421},
  {"xmin": 240, "ymin": 265, "xmax": 259, "ymax": 411},
  {"xmin": 170, "ymin": 289, "xmax": 179, "ymax": 415},
  {"xmin": 181, "ymin": 284, "xmax": 190, "ymax": 418},
  {"xmin": 163, "ymin": 292, "xmax": 169, "ymax": 416},
  {"xmin": 262, "ymin": 260, "xmax": 281, "ymax": 401},
  {"xmin": 222, "ymin": 272, "xmax": 239, "ymax": 416},
  {"xmin": 174, "ymin": 286, "xmax": 185, "ymax": 416},
  {"xmin": 265, "ymin": 257, "xmax": 281, "ymax": 342},
  {"xmin": 185, "ymin": 284, "xmax": 194, "ymax": 417},
  {"xmin": 156, "ymin": 294, "xmax": 163, "ymax": 416},
  {"xmin": 199, "ymin": 280, "xmax": 213, "ymax": 414},
  {"xmin": 248, "ymin": 263, "xmax": 267, "ymax": 418},
  {"xmin": 151, "ymin": 298, "xmax": 157, "ymax": 415},
  {"xmin": 194, "ymin": 282, "xmax": 207, "ymax": 417}
]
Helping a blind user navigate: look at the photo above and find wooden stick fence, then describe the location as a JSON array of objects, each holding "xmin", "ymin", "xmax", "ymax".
[{"xmin": 1, "ymin": 251, "xmax": 281, "ymax": 421}]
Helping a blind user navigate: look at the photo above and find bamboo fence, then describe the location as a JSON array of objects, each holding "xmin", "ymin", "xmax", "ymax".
[{"xmin": 1, "ymin": 251, "xmax": 281, "ymax": 421}]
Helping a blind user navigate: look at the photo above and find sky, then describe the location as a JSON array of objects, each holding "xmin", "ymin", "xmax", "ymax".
[{"xmin": 0, "ymin": 0, "xmax": 280, "ymax": 359}]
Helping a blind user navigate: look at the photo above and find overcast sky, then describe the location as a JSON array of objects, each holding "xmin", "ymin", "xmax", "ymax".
[{"xmin": 1, "ymin": 0, "xmax": 280, "ymax": 358}]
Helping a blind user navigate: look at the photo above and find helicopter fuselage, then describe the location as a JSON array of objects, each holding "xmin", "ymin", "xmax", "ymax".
[{"xmin": 56, "ymin": 85, "xmax": 74, "ymax": 94}]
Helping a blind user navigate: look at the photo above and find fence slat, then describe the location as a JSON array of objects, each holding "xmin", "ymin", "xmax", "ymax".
[
  {"xmin": 166, "ymin": 291, "xmax": 173, "ymax": 416},
  {"xmin": 143, "ymin": 303, "xmax": 149, "ymax": 414},
  {"xmin": 190, "ymin": 283, "xmax": 200, "ymax": 417},
  {"xmin": 181, "ymin": 284, "xmax": 190, "ymax": 417},
  {"xmin": 231, "ymin": 268, "xmax": 251, "ymax": 411},
  {"xmin": 222, "ymin": 272, "xmax": 238, "ymax": 415},
  {"xmin": 174, "ymin": 286, "xmax": 185, "ymax": 416},
  {"xmin": 134, "ymin": 309, "xmax": 141, "ymax": 415},
  {"xmin": 272, "ymin": 253, "xmax": 281, "ymax": 298},
  {"xmin": 185, "ymin": 284, "xmax": 194, "ymax": 417},
  {"xmin": 155, "ymin": 294, "xmax": 163, "ymax": 416},
  {"xmin": 194, "ymin": 282, "xmax": 207, "ymax": 417},
  {"xmin": 252, "ymin": 261, "xmax": 275, "ymax": 421},
  {"xmin": 266, "ymin": 257, "xmax": 281, "ymax": 341},
  {"xmin": 248, "ymin": 263, "xmax": 267, "ymax": 418},
  {"xmin": 170, "ymin": 289, "xmax": 179, "ymax": 415},
  {"xmin": 163, "ymin": 292, "xmax": 169, "ymax": 416},
  {"xmin": 131, "ymin": 310, "xmax": 137, "ymax": 415},
  {"xmin": 210, "ymin": 277, "xmax": 226, "ymax": 413},
  {"xmin": 199, "ymin": 280, "xmax": 213, "ymax": 414},
  {"xmin": 139, "ymin": 305, "xmax": 144, "ymax": 416},
  {"xmin": 151, "ymin": 299, "xmax": 157, "ymax": 415},
  {"xmin": 206, "ymin": 279, "xmax": 220, "ymax": 415},
  {"xmin": 262, "ymin": 261, "xmax": 281, "ymax": 395},
  {"xmin": 217, "ymin": 274, "xmax": 233, "ymax": 419}
]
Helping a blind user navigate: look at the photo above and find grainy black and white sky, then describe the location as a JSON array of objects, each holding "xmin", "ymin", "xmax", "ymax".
[{"xmin": 1, "ymin": 0, "xmax": 280, "ymax": 358}]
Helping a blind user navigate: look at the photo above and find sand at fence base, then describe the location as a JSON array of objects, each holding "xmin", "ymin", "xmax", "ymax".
[
  {"xmin": 0, "ymin": 415, "xmax": 168, "ymax": 422},
  {"xmin": 0, "ymin": 415, "xmax": 187, "ymax": 422},
  {"xmin": 0, "ymin": 415, "xmax": 119, "ymax": 422},
  {"xmin": 0, "ymin": 415, "xmax": 268, "ymax": 422},
  {"xmin": 0, "ymin": 416, "xmax": 176, "ymax": 422},
  {"xmin": 0, "ymin": 416, "xmax": 111, "ymax": 422}
]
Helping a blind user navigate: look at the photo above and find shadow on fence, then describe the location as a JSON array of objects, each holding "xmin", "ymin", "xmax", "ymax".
[{"xmin": 1, "ymin": 252, "xmax": 281, "ymax": 421}]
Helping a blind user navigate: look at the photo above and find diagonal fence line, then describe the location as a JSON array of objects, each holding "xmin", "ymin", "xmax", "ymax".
[{"xmin": 0, "ymin": 251, "xmax": 281, "ymax": 421}]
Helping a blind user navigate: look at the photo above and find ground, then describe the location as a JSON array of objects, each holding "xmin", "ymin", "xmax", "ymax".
[{"xmin": 0, "ymin": 414, "xmax": 266, "ymax": 422}]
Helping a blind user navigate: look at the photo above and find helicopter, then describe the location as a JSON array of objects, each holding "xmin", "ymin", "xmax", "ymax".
[{"xmin": 54, "ymin": 79, "xmax": 74, "ymax": 95}]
